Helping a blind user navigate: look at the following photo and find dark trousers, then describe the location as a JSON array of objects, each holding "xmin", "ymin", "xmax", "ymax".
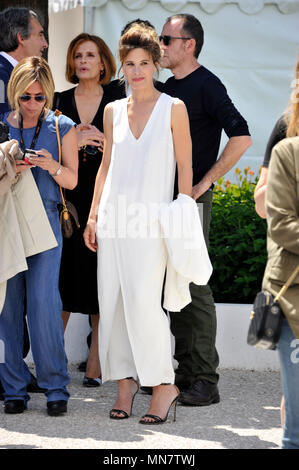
[{"xmin": 169, "ymin": 189, "xmax": 219, "ymax": 384}]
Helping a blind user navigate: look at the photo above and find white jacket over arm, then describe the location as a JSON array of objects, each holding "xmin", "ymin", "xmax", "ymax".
[{"xmin": 159, "ymin": 193, "xmax": 213, "ymax": 312}]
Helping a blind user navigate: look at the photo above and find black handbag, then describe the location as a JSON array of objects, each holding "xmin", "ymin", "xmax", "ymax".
[
  {"xmin": 247, "ymin": 265, "xmax": 299, "ymax": 350},
  {"xmin": 55, "ymin": 111, "xmax": 80, "ymax": 238}
]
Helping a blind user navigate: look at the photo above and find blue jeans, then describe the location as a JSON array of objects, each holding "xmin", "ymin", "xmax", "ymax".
[
  {"xmin": 277, "ymin": 319, "xmax": 299, "ymax": 449},
  {"xmin": 0, "ymin": 203, "xmax": 70, "ymax": 404}
]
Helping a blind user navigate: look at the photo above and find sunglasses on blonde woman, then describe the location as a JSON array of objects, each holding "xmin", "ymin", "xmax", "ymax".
[{"xmin": 19, "ymin": 95, "xmax": 46, "ymax": 102}]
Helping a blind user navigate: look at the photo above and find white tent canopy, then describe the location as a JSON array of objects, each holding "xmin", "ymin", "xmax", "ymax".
[
  {"xmin": 49, "ymin": 0, "xmax": 299, "ymax": 177},
  {"xmin": 49, "ymin": 0, "xmax": 299, "ymax": 14}
]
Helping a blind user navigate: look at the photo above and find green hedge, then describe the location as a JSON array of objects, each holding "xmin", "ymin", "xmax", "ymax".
[{"xmin": 209, "ymin": 167, "xmax": 267, "ymax": 304}]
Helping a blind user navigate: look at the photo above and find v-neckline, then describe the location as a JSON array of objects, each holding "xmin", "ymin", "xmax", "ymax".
[
  {"xmin": 72, "ymin": 87, "xmax": 105, "ymax": 126},
  {"xmin": 126, "ymin": 93, "xmax": 163, "ymax": 142}
]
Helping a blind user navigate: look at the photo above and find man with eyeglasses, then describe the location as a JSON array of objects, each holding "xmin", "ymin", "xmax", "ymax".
[
  {"xmin": 160, "ymin": 14, "xmax": 252, "ymax": 406},
  {"xmin": 0, "ymin": 7, "xmax": 48, "ymax": 402}
]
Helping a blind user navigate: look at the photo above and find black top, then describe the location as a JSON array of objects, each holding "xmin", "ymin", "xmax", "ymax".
[
  {"xmin": 56, "ymin": 85, "xmax": 119, "ymax": 315},
  {"xmin": 163, "ymin": 66, "xmax": 250, "ymax": 194},
  {"xmin": 103, "ymin": 79, "xmax": 126, "ymax": 99},
  {"xmin": 262, "ymin": 116, "xmax": 287, "ymax": 168},
  {"xmin": 53, "ymin": 85, "xmax": 115, "ymax": 227}
]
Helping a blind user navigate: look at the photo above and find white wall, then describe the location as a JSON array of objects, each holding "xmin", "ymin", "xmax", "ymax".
[
  {"xmin": 48, "ymin": 5, "xmax": 84, "ymax": 92},
  {"xmin": 215, "ymin": 303, "xmax": 279, "ymax": 370},
  {"xmin": 26, "ymin": 304, "xmax": 280, "ymax": 370}
]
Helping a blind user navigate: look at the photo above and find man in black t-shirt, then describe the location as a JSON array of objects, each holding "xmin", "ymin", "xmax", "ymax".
[
  {"xmin": 159, "ymin": 14, "xmax": 252, "ymax": 406},
  {"xmin": 254, "ymin": 116, "xmax": 287, "ymax": 219}
]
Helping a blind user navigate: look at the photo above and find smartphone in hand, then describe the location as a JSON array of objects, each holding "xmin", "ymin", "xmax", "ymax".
[{"xmin": 23, "ymin": 149, "xmax": 38, "ymax": 165}]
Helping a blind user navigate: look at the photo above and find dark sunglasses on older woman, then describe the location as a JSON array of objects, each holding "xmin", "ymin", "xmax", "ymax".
[
  {"xmin": 159, "ymin": 35, "xmax": 192, "ymax": 46},
  {"xmin": 19, "ymin": 95, "xmax": 46, "ymax": 102}
]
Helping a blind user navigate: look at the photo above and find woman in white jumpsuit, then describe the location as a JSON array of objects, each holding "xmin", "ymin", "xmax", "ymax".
[{"xmin": 84, "ymin": 25, "xmax": 193, "ymax": 424}]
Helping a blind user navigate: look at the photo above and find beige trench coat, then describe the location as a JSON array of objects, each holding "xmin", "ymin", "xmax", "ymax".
[
  {"xmin": 0, "ymin": 140, "xmax": 58, "ymax": 313},
  {"xmin": 262, "ymin": 136, "xmax": 299, "ymax": 339}
]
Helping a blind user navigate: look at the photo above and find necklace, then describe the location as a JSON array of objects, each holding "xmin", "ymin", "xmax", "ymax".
[{"xmin": 18, "ymin": 109, "xmax": 45, "ymax": 153}]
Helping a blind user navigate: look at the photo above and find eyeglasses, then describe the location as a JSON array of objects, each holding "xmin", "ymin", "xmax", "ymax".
[
  {"xmin": 159, "ymin": 35, "xmax": 192, "ymax": 46},
  {"xmin": 19, "ymin": 95, "xmax": 46, "ymax": 102}
]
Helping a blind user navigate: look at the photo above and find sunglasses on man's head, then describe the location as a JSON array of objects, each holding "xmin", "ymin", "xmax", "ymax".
[
  {"xmin": 159, "ymin": 35, "xmax": 192, "ymax": 46},
  {"xmin": 19, "ymin": 95, "xmax": 46, "ymax": 102}
]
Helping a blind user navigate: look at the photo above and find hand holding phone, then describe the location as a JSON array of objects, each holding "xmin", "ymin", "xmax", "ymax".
[{"xmin": 23, "ymin": 149, "xmax": 38, "ymax": 165}]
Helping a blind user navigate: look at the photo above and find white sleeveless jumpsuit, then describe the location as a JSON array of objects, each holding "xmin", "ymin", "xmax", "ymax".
[{"xmin": 97, "ymin": 93, "xmax": 177, "ymax": 386}]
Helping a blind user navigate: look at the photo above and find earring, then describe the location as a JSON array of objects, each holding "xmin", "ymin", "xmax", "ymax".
[{"xmin": 100, "ymin": 68, "xmax": 105, "ymax": 80}]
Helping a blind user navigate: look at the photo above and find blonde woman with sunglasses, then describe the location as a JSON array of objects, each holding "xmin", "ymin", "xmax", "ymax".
[{"xmin": 0, "ymin": 56, "xmax": 78, "ymax": 417}]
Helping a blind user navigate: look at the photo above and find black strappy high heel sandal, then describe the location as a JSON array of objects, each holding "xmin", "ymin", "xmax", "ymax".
[
  {"xmin": 110, "ymin": 377, "xmax": 139, "ymax": 420},
  {"xmin": 139, "ymin": 385, "xmax": 180, "ymax": 425}
]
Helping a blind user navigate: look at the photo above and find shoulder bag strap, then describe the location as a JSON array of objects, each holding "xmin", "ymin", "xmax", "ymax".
[
  {"xmin": 54, "ymin": 110, "xmax": 67, "ymax": 209},
  {"xmin": 274, "ymin": 265, "xmax": 299, "ymax": 302}
]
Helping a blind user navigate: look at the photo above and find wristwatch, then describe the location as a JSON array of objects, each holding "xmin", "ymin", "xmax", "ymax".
[{"xmin": 52, "ymin": 163, "xmax": 62, "ymax": 177}]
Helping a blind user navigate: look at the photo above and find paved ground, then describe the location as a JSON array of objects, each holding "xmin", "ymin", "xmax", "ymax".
[{"xmin": 0, "ymin": 366, "xmax": 283, "ymax": 450}]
